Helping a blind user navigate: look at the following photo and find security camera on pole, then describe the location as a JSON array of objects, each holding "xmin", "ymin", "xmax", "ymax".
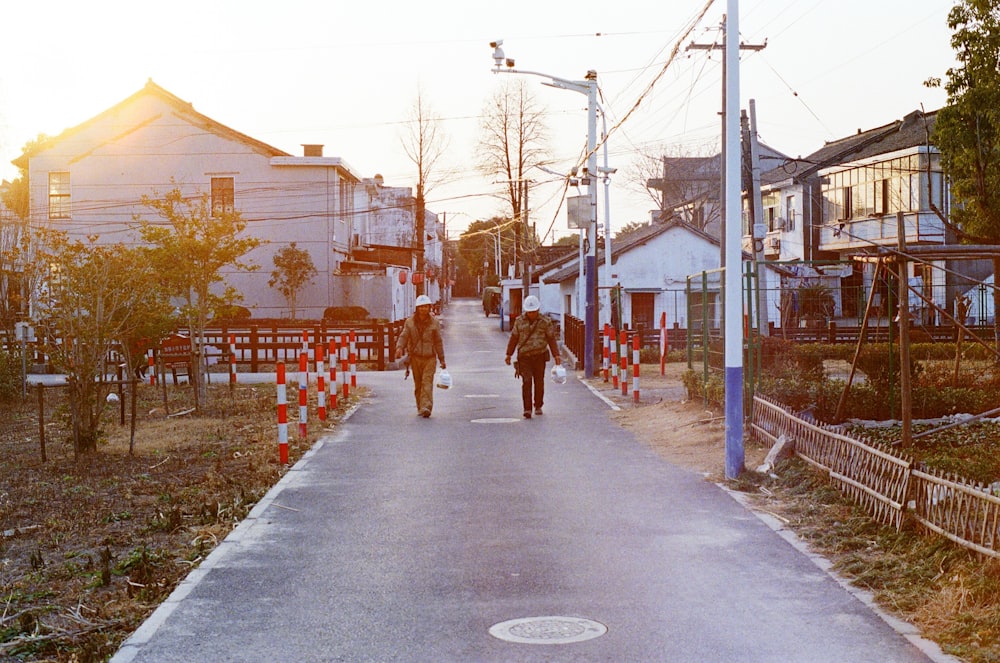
[{"xmin": 490, "ymin": 41, "xmax": 600, "ymax": 378}]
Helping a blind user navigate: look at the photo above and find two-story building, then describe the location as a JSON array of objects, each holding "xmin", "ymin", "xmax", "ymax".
[
  {"xmin": 747, "ymin": 109, "xmax": 975, "ymax": 326},
  {"xmin": 14, "ymin": 80, "xmax": 439, "ymax": 322}
]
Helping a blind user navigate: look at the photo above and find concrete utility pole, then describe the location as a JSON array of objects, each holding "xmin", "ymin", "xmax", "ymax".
[
  {"xmin": 722, "ymin": 3, "xmax": 744, "ymax": 480},
  {"xmin": 687, "ymin": 23, "xmax": 766, "ymax": 270},
  {"xmin": 745, "ymin": 100, "xmax": 769, "ymax": 336},
  {"xmin": 415, "ymin": 183, "xmax": 425, "ymax": 297}
]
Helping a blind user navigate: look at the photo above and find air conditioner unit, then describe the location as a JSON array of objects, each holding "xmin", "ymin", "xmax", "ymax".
[{"xmin": 768, "ymin": 237, "xmax": 781, "ymax": 249}]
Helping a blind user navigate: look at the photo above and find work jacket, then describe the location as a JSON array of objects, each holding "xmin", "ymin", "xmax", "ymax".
[
  {"xmin": 506, "ymin": 313, "xmax": 559, "ymax": 359},
  {"xmin": 398, "ymin": 314, "xmax": 445, "ymax": 362}
]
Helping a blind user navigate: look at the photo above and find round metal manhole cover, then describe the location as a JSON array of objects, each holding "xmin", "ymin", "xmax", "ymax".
[
  {"xmin": 488, "ymin": 616, "xmax": 607, "ymax": 645},
  {"xmin": 471, "ymin": 417, "xmax": 522, "ymax": 424}
]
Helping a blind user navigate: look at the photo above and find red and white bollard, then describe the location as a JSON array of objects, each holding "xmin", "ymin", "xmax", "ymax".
[
  {"xmin": 340, "ymin": 333, "xmax": 349, "ymax": 400},
  {"xmin": 229, "ymin": 334, "xmax": 237, "ymax": 385},
  {"xmin": 349, "ymin": 330, "xmax": 357, "ymax": 388},
  {"xmin": 632, "ymin": 333, "xmax": 641, "ymax": 404},
  {"xmin": 298, "ymin": 351, "xmax": 308, "ymax": 439},
  {"xmin": 610, "ymin": 332, "xmax": 619, "ymax": 389},
  {"xmin": 276, "ymin": 362, "xmax": 288, "ymax": 465},
  {"xmin": 328, "ymin": 338, "xmax": 338, "ymax": 410},
  {"xmin": 619, "ymin": 330, "xmax": 628, "ymax": 397},
  {"xmin": 659, "ymin": 312, "xmax": 668, "ymax": 376},
  {"xmin": 602, "ymin": 324, "xmax": 610, "ymax": 382},
  {"xmin": 301, "ymin": 329, "xmax": 309, "ymax": 354},
  {"xmin": 147, "ymin": 349, "xmax": 157, "ymax": 386},
  {"xmin": 316, "ymin": 343, "xmax": 326, "ymax": 422}
]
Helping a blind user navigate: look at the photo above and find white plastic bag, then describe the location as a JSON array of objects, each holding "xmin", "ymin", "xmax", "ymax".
[
  {"xmin": 550, "ymin": 365, "xmax": 567, "ymax": 384},
  {"xmin": 436, "ymin": 370, "xmax": 453, "ymax": 389}
]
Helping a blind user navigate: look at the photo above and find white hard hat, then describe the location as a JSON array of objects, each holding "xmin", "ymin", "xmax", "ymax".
[
  {"xmin": 550, "ymin": 365, "xmax": 567, "ymax": 384},
  {"xmin": 415, "ymin": 294, "xmax": 433, "ymax": 308},
  {"xmin": 435, "ymin": 369, "xmax": 452, "ymax": 389},
  {"xmin": 523, "ymin": 295, "xmax": 540, "ymax": 312}
]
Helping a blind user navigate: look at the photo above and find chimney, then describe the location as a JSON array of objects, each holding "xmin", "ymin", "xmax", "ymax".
[{"xmin": 302, "ymin": 144, "xmax": 323, "ymax": 157}]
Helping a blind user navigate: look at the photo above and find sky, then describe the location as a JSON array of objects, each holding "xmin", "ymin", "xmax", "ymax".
[{"xmin": 0, "ymin": 0, "xmax": 956, "ymax": 242}]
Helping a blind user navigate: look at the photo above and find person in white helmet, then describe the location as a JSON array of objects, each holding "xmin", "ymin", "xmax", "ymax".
[
  {"xmin": 505, "ymin": 295, "xmax": 561, "ymax": 418},
  {"xmin": 396, "ymin": 295, "xmax": 446, "ymax": 418}
]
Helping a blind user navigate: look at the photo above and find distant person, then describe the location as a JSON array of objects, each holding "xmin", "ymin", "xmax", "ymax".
[
  {"xmin": 396, "ymin": 295, "xmax": 446, "ymax": 418},
  {"xmin": 505, "ymin": 295, "xmax": 562, "ymax": 419}
]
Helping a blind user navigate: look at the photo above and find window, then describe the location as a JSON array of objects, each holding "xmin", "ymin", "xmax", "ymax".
[
  {"xmin": 48, "ymin": 172, "xmax": 70, "ymax": 219},
  {"xmin": 211, "ymin": 177, "xmax": 235, "ymax": 217},
  {"xmin": 785, "ymin": 195, "xmax": 796, "ymax": 231}
]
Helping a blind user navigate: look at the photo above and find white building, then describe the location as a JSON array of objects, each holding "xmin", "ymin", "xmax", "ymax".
[{"xmin": 15, "ymin": 80, "xmax": 439, "ymax": 322}]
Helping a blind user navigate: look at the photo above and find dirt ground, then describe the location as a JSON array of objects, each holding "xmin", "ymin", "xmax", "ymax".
[{"xmin": 585, "ymin": 362, "xmax": 767, "ymax": 480}]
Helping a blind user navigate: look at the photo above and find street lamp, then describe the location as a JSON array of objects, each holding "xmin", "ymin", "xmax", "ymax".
[{"xmin": 491, "ymin": 42, "xmax": 600, "ymax": 377}]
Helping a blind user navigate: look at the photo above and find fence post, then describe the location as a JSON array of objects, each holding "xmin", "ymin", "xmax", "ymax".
[
  {"xmin": 37, "ymin": 384, "xmax": 47, "ymax": 463},
  {"xmin": 276, "ymin": 362, "xmax": 288, "ymax": 464},
  {"xmin": 250, "ymin": 326, "xmax": 259, "ymax": 372},
  {"xmin": 229, "ymin": 334, "xmax": 237, "ymax": 389}
]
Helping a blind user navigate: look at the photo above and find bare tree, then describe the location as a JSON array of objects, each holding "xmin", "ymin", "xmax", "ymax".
[
  {"xmin": 628, "ymin": 142, "xmax": 721, "ymax": 233},
  {"xmin": 401, "ymin": 87, "xmax": 448, "ymax": 297},
  {"xmin": 477, "ymin": 79, "xmax": 549, "ymax": 283}
]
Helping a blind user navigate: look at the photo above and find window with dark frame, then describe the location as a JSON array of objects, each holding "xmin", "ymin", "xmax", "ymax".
[
  {"xmin": 48, "ymin": 171, "xmax": 70, "ymax": 220},
  {"xmin": 211, "ymin": 177, "xmax": 235, "ymax": 217}
]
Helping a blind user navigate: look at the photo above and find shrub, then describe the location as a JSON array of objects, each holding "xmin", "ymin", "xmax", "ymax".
[
  {"xmin": 0, "ymin": 346, "xmax": 22, "ymax": 402},
  {"xmin": 323, "ymin": 306, "xmax": 370, "ymax": 323}
]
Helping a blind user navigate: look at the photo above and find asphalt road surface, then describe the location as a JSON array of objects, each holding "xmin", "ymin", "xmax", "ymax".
[{"xmin": 112, "ymin": 298, "xmax": 949, "ymax": 662}]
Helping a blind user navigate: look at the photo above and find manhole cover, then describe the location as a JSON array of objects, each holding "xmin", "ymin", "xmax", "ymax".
[
  {"xmin": 489, "ymin": 616, "xmax": 607, "ymax": 644},
  {"xmin": 471, "ymin": 417, "xmax": 521, "ymax": 424}
]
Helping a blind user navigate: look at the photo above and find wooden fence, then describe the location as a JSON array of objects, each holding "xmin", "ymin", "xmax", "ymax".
[
  {"xmin": 751, "ymin": 393, "xmax": 1000, "ymax": 558},
  {"xmin": 2, "ymin": 321, "xmax": 408, "ymax": 375}
]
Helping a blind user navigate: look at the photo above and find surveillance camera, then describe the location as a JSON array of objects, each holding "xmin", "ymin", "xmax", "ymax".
[{"xmin": 491, "ymin": 41, "xmax": 506, "ymax": 68}]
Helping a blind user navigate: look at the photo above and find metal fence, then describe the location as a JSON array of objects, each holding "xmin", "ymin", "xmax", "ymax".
[{"xmin": 751, "ymin": 393, "xmax": 1000, "ymax": 558}]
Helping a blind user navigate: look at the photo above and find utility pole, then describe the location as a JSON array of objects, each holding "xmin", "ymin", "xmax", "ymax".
[
  {"xmin": 521, "ymin": 179, "xmax": 531, "ymax": 297},
  {"xmin": 688, "ymin": 5, "xmax": 762, "ymax": 479},
  {"xmin": 687, "ymin": 23, "xmax": 766, "ymax": 269},
  {"xmin": 415, "ymin": 183, "xmax": 425, "ymax": 297}
]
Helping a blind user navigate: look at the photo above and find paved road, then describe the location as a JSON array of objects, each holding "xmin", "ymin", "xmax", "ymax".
[{"xmin": 112, "ymin": 299, "xmax": 950, "ymax": 662}]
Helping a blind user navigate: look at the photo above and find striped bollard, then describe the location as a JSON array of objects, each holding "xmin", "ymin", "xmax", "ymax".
[
  {"xmin": 602, "ymin": 324, "xmax": 610, "ymax": 382},
  {"xmin": 620, "ymin": 330, "xmax": 628, "ymax": 397},
  {"xmin": 301, "ymin": 329, "xmax": 309, "ymax": 354},
  {"xmin": 659, "ymin": 311, "xmax": 668, "ymax": 376},
  {"xmin": 632, "ymin": 333, "xmax": 641, "ymax": 403},
  {"xmin": 340, "ymin": 333, "xmax": 349, "ymax": 400},
  {"xmin": 298, "ymin": 352, "xmax": 308, "ymax": 439},
  {"xmin": 229, "ymin": 334, "xmax": 237, "ymax": 386},
  {"xmin": 276, "ymin": 363, "xmax": 288, "ymax": 464},
  {"xmin": 610, "ymin": 334, "xmax": 619, "ymax": 389},
  {"xmin": 316, "ymin": 343, "xmax": 326, "ymax": 421},
  {"xmin": 329, "ymin": 338, "xmax": 338, "ymax": 410},
  {"xmin": 147, "ymin": 349, "xmax": 156, "ymax": 386},
  {"xmin": 349, "ymin": 330, "xmax": 357, "ymax": 388}
]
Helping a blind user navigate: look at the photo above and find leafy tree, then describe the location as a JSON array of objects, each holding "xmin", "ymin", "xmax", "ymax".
[
  {"xmin": 34, "ymin": 234, "xmax": 174, "ymax": 455},
  {"xmin": 401, "ymin": 87, "xmax": 448, "ymax": 296},
  {"xmin": 456, "ymin": 218, "xmax": 518, "ymax": 285},
  {"xmin": 268, "ymin": 242, "xmax": 316, "ymax": 319},
  {"xmin": 930, "ymin": 0, "xmax": 1000, "ymax": 352},
  {"xmin": 133, "ymin": 187, "xmax": 260, "ymax": 408},
  {"xmin": 553, "ymin": 234, "xmax": 578, "ymax": 247}
]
